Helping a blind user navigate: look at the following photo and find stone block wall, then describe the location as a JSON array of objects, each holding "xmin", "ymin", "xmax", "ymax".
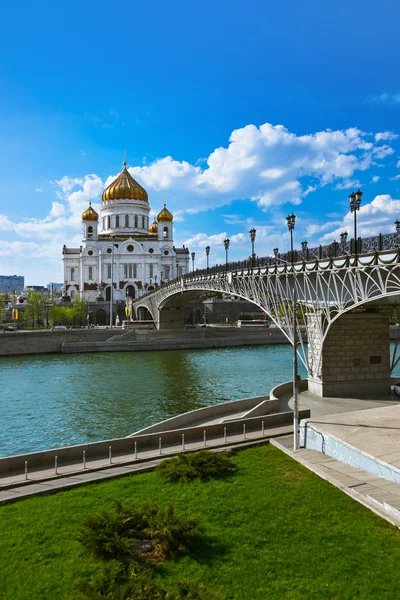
[{"xmin": 308, "ymin": 312, "xmax": 391, "ymax": 398}]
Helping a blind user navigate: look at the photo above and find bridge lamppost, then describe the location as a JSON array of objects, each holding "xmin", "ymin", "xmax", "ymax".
[
  {"xmin": 350, "ymin": 189, "xmax": 362, "ymax": 255},
  {"xmin": 191, "ymin": 252, "xmax": 196, "ymax": 273},
  {"xmin": 249, "ymin": 228, "xmax": 256, "ymax": 267},
  {"xmin": 176, "ymin": 260, "xmax": 180, "ymax": 278},
  {"xmin": 340, "ymin": 231, "xmax": 348, "ymax": 254},
  {"xmin": 205, "ymin": 246, "xmax": 210, "ymax": 274},
  {"xmin": 395, "ymin": 220, "xmax": 400, "ymax": 234},
  {"xmin": 273, "ymin": 247, "xmax": 279, "ymax": 264},
  {"xmin": 286, "ymin": 213, "xmax": 296, "ymax": 264},
  {"xmin": 224, "ymin": 238, "xmax": 230, "ymax": 271},
  {"xmin": 301, "ymin": 241, "xmax": 308, "ymax": 261}
]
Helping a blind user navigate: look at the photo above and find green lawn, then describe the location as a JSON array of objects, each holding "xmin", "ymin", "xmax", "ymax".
[{"xmin": 1, "ymin": 445, "xmax": 400, "ymax": 599}]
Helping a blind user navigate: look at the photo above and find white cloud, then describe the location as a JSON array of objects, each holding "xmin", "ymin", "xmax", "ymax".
[
  {"xmin": 375, "ymin": 131, "xmax": 398, "ymax": 142},
  {"xmin": 122, "ymin": 123, "xmax": 394, "ymax": 214},
  {"xmin": 371, "ymin": 176, "xmax": 380, "ymax": 183},
  {"xmin": 334, "ymin": 179, "xmax": 361, "ymax": 191},
  {"xmin": 390, "ymin": 174, "xmax": 400, "ymax": 181},
  {"xmin": 0, "ymin": 215, "xmax": 14, "ymax": 231},
  {"xmin": 310, "ymin": 195, "xmax": 400, "ymax": 244},
  {"xmin": 372, "ymin": 93, "xmax": 400, "ymax": 104},
  {"xmin": 49, "ymin": 202, "xmax": 65, "ymax": 218},
  {"xmin": 397, "ymin": 159, "xmax": 400, "ymax": 169},
  {"xmin": 35, "ymin": 188, "xmax": 43, "ymax": 193}
]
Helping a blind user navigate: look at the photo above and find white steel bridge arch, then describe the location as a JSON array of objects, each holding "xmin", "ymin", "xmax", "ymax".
[{"xmin": 132, "ymin": 249, "xmax": 400, "ymax": 376}]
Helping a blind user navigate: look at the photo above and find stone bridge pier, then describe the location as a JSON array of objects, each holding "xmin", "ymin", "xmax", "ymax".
[{"xmin": 307, "ymin": 311, "xmax": 391, "ymax": 398}]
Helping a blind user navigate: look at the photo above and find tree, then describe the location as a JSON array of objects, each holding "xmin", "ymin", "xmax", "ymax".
[
  {"xmin": 72, "ymin": 296, "xmax": 88, "ymax": 327},
  {"xmin": 23, "ymin": 291, "xmax": 45, "ymax": 328},
  {"xmin": 49, "ymin": 305, "xmax": 74, "ymax": 326}
]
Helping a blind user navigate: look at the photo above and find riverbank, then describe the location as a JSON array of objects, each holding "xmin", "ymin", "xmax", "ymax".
[{"xmin": 0, "ymin": 326, "xmax": 288, "ymax": 357}]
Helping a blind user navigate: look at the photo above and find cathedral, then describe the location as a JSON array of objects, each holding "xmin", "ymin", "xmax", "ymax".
[{"xmin": 62, "ymin": 160, "xmax": 190, "ymax": 309}]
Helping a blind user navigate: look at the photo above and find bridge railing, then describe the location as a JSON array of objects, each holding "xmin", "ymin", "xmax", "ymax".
[{"xmin": 135, "ymin": 230, "xmax": 400, "ymax": 302}]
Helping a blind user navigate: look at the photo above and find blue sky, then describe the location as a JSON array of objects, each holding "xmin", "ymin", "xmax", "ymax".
[{"xmin": 1, "ymin": 0, "xmax": 400, "ymax": 284}]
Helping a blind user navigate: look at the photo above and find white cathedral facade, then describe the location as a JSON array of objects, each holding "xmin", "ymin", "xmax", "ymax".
[{"xmin": 62, "ymin": 160, "xmax": 190, "ymax": 308}]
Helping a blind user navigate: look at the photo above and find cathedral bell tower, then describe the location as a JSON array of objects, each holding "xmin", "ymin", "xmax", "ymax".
[
  {"xmin": 81, "ymin": 202, "xmax": 99, "ymax": 241},
  {"xmin": 157, "ymin": 203, "xmax": 173, "ymax": 242}
]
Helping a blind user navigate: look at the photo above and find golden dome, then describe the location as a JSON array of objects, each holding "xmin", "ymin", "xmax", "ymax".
[
  {"xmin": 148, "ymin": 218, "xmax": 158, "ymax": 234},
  {"xmin": 82, "ymin": 202, "xmax": 99, "ymax": 221},
  {"xmin": 102, "ymin": 161, "xmax": 148, "ymax": 202},
  {"xmin": 157, "ymin": 203, "xmax": 173, "ymax": 222}
]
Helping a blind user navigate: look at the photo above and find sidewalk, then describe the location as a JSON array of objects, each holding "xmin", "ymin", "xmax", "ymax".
[{"xmin": 0, "ymin": 424, "xmax": 293, "ymax": 504}]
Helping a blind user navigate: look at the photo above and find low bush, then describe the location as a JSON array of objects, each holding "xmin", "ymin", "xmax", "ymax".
[
  {"xmin": 80, "ymin": 502, "xmax": 201, "ymax": 563},
  {"xmin": 76, "ymin": 563, "xmax": 223, "ymax": 600},
  {"xmin": 156, "ymin": 450, "xmax": 235, "ymax": 483}
]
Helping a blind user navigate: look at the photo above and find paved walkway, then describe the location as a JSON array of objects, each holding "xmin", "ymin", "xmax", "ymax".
[
  {"xmin": 272, "ymin": 435, "xmax": 400, "ymax": 528},
  {"xmin": 0, "ymin": 424, "xmax": 293, "ymax": 504}
]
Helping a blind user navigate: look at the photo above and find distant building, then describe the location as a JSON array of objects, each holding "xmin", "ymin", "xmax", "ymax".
[
  {"xmin": 0, "ymin": 275, "xmax": 24, "ymax": 293},
  {"xmin": 47, "ymin": 283, "xmax": 63, "ymax": 295},
  {"xmin": 23, "ymin": 285, "xmax": 49, "ymax": 296}
]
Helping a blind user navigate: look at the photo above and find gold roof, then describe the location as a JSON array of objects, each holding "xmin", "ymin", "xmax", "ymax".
[
  {"xmin": 102, "ymin": 161, "xmax": 148, "ymax": 202},
  {"xmin": 157, "ymin": 203, "xmax": 173, "ymax": 222},
  {"xmin": 82, "ymin": 202, "xmax": 99, "ymax": 221},
  {"xmin": 148, "ymin": 218, "xmax": 158, "ymax": 234}
]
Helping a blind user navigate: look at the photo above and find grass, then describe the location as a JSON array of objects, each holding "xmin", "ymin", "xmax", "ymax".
[{"xmin": 1, "ymin": 445, "xmax": 400, "ymax": 599}]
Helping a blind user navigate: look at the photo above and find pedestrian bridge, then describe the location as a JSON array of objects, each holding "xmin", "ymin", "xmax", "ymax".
[{"xmin": 131, "ymin": 246, "xmax": 400, "ymax": 399}]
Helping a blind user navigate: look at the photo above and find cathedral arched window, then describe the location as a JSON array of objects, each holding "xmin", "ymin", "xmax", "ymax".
[
  {"xmin": 88, "ymin": 226, "xmax": 93, "ymax": 238},
  {"xmin": 163, "ymin": 226, "xmax": 168, "ymax": 239},
  {"xmin": 115, "ymin": 215, "xmax": 120, "ymax": 228},
  {"xmin": 107, "ymin": 264, "xmax": 112, "ymax": 279},
  {"xmin": 71, "ymin": 267, "xmax": 75, "ymax": 281},
  {"xmin": 134, "ymin": 215, "xmax": 138, "ymax": 228},
  {"xmin": 88, "ymin": 266, "xmax": 93, "ymax": 280},
  {"xmin": 125, "ymin": 214, "xmax": 129, "ymax": 228},
  {"xmin": 149, "ymin": 263, "xmax": 154, "ymax": 278},
  {"xmin": 107, "ymin": 216, "xmax": 111, "ymax": 230}
]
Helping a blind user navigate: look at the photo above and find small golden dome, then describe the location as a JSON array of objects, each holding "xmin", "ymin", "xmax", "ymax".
[
  {"xmin": 102, "ymin": 161, "xmax": 148, "ymax": 202},
  {"xmin": 157, "ymin": 203, "xmax": 173, "ymax": 222},
  {"xmin": 149, "ymin": 218, "xmax": 158, "ymax": 234},
  {"xmin": 82, "ymin": 202, "xmax": 99, "ymax": 221}
]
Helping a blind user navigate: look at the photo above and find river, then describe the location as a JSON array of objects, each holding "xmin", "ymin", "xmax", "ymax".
[
  {"xmin": 2, "ymin": 343, "xmax": 399, "ymax": 458},
  {"xmin": 0, "ymin": 344, "xmax": 308, "ymax": 457}
]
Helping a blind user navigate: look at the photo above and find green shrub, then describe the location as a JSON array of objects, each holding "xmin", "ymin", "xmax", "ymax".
[
  {"xmin": 76, "ymin": 561, "xmax": 167, "ymax": 599},
  {"xmin": 79, "ymin": 502, "xmax": 201, "ymax": 563},
  {"xmin": 76, "ymin": 564, "xmax": 223, "ymax": 600},
  {"xmin": 156, "ymin": 450, "xmax": 235, "ymax": 483}
]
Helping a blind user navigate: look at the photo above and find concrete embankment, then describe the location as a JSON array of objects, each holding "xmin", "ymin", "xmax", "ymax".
[{"xmin": 0, "ymin": 327, "xmax": 288, "ymax": 357}]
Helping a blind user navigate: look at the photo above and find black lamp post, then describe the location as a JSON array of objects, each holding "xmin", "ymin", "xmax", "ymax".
[
  {"xmin": 249, "ymin": 228, "xmax": 256, "ymax": 267},
  {"xmin": 205, "ymin": 246, "xmax": 210, "ymax": 274},
  {"xmin": 340, "ymin": 231, "xmax": 348, "ymax": 253},
  {"xmin": 273, "ymin": 247, "xmax": 279, "ymax": 263},
  {"xmin": 224, "ymin": 238, "xmax": 230, "ymax": 271},
  {"xmin": 286, "ymin": 213, "xmax": 296, "ymax": 264},
  {"xmin": 191, "ymin": 252, "xmax": 195, "ymax": 273},
  {"xmin": 350, "ymin": 189, "xmax": 362, "ymax": 255}
]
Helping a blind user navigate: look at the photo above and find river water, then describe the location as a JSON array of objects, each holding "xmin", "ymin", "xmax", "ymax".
[
  {"xmin": 0, "ymin": 345, "xmax": 308, "ymax": 457},
  {"xmin": 2, "ymin": 343, "xmax": 399, "ymax": 458}
]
